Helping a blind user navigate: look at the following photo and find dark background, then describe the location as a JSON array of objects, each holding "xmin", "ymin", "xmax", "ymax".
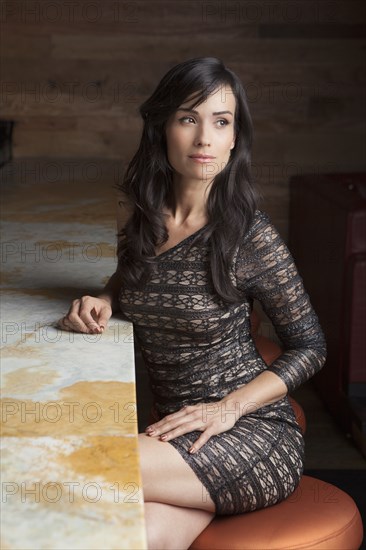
[{"xmin": 1, "ymin": 0, "xmax": 365, "ymax": 238}]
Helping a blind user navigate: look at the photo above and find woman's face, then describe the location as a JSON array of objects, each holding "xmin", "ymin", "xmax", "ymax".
[{"xmin": 165, "ymin": 85, "xmax": 236, "ymax": 184}]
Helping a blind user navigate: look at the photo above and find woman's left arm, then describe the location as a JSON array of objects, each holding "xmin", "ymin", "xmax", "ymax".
[
  {"xmin": 222, "ymin": 210, "xmax": 327, "ymax": 415},
  {"xmin": 241, "ymin": 211, "xmax": 327, "ymax": 388}
]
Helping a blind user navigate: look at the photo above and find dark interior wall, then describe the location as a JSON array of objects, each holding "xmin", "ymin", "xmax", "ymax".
[{"xmin": 1, "ymin": 0, "xmax": 365, "ymax": 236}]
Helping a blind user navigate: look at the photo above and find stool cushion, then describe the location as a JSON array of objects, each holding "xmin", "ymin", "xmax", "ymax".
[
  {"xmin": 253, "ymin": 334, "xmax": 282, "ymax": 365},
  {"xmin": 189, "ymin": 475, "xmax": 363, "ymax": 550}
]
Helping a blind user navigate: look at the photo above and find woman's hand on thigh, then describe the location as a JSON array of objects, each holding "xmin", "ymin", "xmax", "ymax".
[{"xmin": 145, "ymin": 401, "xmax": 240, "ymax": 454}]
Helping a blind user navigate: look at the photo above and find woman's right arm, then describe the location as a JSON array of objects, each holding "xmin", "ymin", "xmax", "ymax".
[{"xmin": 58, "ymin": 192, "xmax": 133, "ymax": 334}]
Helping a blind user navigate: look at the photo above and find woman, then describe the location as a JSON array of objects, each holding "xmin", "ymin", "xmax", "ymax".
[{"xmin": 59, "ymin": 57, "xmax": 326, "ymax": 549}]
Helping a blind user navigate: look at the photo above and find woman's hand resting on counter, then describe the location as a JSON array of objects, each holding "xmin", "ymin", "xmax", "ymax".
[{"xmin": 58, "ymin": 296, "xmax": 113, "ymax": 334}]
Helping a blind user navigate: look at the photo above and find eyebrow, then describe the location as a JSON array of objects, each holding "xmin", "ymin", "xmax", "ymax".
[{"xmin": 176, "ymin": 108, "xmax": 234, "ymax": 116}]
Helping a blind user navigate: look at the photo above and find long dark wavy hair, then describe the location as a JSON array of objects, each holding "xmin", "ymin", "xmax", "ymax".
[{"xmin": 116, "ymin": 56, "xmax": 258, "ymax": 303}]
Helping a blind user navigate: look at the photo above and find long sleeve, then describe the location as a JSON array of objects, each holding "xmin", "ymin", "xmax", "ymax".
[{"xmin": 235, "ymin": 210, "xmax": 327, "ymax": 394}]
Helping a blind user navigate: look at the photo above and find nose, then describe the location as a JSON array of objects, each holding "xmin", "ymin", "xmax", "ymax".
[{"xmin": 194, "ymin": 122, "xmax": 211, "ymax": 147}]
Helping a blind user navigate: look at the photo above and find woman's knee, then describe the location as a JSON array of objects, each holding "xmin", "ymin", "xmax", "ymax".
[
  {"xmin": 144, "ymin": 503, "xmax": 182, "ymax": 550},
  {"xmin": 144, "ymin": 501, "xmax": 214, "ymax": 550},
  {"xmin": 146, "ymin": 522, "xmax": 170, "ymax": 550}
]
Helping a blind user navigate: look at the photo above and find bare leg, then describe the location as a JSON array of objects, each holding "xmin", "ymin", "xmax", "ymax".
[
  {"xmin": 144, "ymin": 502, "xmax": 214, "ymax": 550},
  {"xmin": 138, "ymin": 433, "xmax": 216, "ymax": 549},
  {"xmin": 138, "ymin": 433, "xmax": 216, "ymax": 511}
]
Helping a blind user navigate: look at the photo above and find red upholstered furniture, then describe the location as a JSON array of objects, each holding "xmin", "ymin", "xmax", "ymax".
[
  {"xmin": 188, "ymin": 310, "xmax": 364, "ymax": 550},
  {"xmin": 289, "ymin": 173, "xmax": 366, "ymax": 444}
]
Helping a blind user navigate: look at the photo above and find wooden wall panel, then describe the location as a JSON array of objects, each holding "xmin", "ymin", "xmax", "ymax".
[{"xmin": 1, "ymin": 0, "xmax": 365, "ymax": 235}]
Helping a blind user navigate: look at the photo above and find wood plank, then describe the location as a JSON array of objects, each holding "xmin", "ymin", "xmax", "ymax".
[
  {"xmin": 0, "ymin": 33, "xmax": 51, "ymax": 58},
  {"xmin": 259, "ymin": 23, "xmax": 366, "ymax": 39},
  {"xmin": 47, "ymin": 35, "xmax": 365, "ymax": 64},
  {"xmin": 13, "ymin": 130, "xmax": 140, "ymax": 158},
  {"xmin": 1, "ymin": 0, "xmax": 364, "ymax": 34},
  {"xmin": 1, "ymin": 57, "xmax": 364, "ymax": 92},
  {"xmin": 0, "ymin": 158, "xmax": 126, "ymax": 187},
  {"xmin": 2, "ymin": 93, "xmax": 139, "ymax": 116},
  {"xmin": 12, "ymin": 115, "xmax": 141, "ymax": 134},
  {"xmin": 12, "ymin": 116, "xmax": 77, "ymax": 131}
]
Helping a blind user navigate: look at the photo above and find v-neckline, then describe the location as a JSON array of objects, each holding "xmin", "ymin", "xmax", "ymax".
[{"xmin": 154, "ymin": 224, "xmax": 208, "ymax": 259}]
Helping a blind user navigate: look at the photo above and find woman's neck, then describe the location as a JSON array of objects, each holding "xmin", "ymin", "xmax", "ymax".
[{"xmin": 166, "ymin": 177, "xmax": 212, "ymax": 226}]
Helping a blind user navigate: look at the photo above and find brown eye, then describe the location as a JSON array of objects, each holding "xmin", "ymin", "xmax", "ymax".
[
  {"xmin": 216, "ymin": 119, "xmax": 229, "ymax": 127},
  {"xmin": 179, "ymin": 116, "xmax": 195, "ymax": 124}
]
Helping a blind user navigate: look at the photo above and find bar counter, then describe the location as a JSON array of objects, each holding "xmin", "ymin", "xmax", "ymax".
[{"xmin": 0, "ymin": 159, "xmax": 147, "ymax": 549}]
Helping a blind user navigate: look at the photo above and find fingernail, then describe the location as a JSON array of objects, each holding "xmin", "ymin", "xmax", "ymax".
[
  {"xmin": 189, "ymin": 446, "xmax": 196, "ymax": 454},
  {"xmin": 160, "ymin": 435, "xmax": 168, "ymax": 441}
]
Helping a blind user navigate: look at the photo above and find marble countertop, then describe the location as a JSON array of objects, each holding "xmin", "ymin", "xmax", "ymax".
[{"xmin": 1, "ymin": 160, "xmax": 147, "ymax": 549}]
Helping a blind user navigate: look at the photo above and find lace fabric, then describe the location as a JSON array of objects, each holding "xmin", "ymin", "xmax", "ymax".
[
  {"xmin": 118, "ymin": 209, "xmax": 326, "ymax": 514},
  {"xmin": 235, "ymin": 210, "xmax": 327, "ymax": 394}
]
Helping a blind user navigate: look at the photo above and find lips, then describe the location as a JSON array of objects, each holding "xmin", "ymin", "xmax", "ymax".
[
  {"xmin": 189, "ymin": 155, "xmax": 215, "ymax": 159},
  {"xmin": 188, "ymin": 155, "xmax": 216, "ymax": 164}
]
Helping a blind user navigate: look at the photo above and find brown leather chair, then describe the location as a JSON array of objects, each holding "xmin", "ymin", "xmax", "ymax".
[{"xmin": 188, "ymin": 311, "xmax": 364, "ymax": 550}]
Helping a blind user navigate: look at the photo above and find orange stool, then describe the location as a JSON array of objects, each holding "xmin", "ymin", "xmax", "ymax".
[
  {"xmin": 189, "ymin": 474, "xmax": 363, "ymax": 549},
  {"xmin": 189, "ymin": 312, "xmax": 364, "ymax": 549}
]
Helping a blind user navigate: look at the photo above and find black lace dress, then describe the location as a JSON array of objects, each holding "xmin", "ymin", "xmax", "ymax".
[{"xmin": 118, "ymin": 210, "xmax": 326, "ymax": 515}]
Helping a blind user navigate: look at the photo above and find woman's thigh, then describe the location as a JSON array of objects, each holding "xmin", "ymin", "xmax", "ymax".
[
  {"xmin": 145, "ymin": 502, "xmax": 214, "ymax": 550},
  {"xmin": 138, "ymin": 433, "xmax": 216, "ymax": 513}
]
